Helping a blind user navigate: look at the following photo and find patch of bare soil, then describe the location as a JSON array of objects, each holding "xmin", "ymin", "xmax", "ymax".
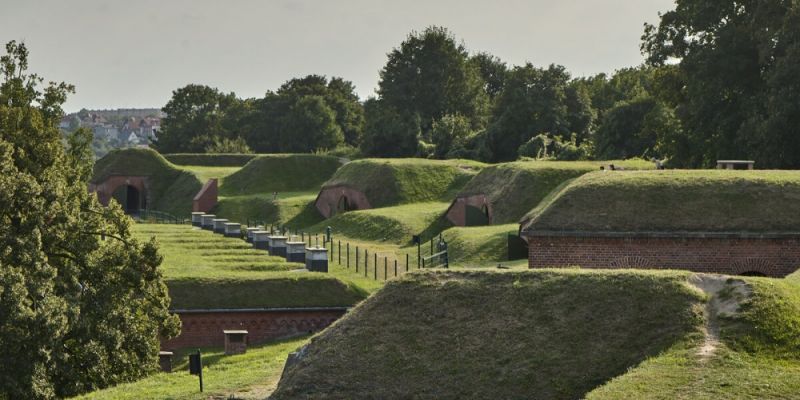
[{"xmin": 688, "ymin": 274, "xmax": 751, "ymax": 360}]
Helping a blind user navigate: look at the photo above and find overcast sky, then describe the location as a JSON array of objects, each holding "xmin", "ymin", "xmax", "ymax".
[{"xmin": 1, "ymin": 0, "xmax": 674, "ymax": 113}]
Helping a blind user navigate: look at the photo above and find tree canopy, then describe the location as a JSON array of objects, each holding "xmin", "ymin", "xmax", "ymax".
[{"xmin": 0, "ymin": 41, "xmax": 178, "ymax": 399}]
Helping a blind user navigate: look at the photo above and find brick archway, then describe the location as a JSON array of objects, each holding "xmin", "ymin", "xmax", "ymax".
[
  {"xmin": 445, "ymin": 195, "xmax": 494, "ymax": 226},
  {"xmin": 89, "ymin": 175, "xmax": 150, "ymax": 209}
]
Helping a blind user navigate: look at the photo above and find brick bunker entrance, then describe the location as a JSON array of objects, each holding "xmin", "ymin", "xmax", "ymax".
[
  {"xmin": 445, "ymin": 195, "xmax": 493, "ymax": 226},
  {"xmin": 523, "ymin": 232, "xmax": 800, "ymax": 278},
  {"xmin": 314, "ymin": 185, "xmax": 371, "ymax": 218},
  {"xmin": 89, "ymin": 175, "xmax": 150, "ymax": 214}
]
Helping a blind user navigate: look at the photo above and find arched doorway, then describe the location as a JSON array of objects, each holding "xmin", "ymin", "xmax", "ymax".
[
  {"xmin": 465, "ymin": 204, "xmax": 490, "ymax": 226},
  {"xmin": 111, "ymin": 184, "xmax": 145, "ymax": 214},
  {"xmin": 739, "ymin": 271, "xmax": 767, "ymax": 277},
  {"xmin": 336, "ymin": 196, "xmax": 351, "ymax": 215}
]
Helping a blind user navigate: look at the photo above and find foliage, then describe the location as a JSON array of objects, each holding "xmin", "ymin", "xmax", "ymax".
[
  {"xmin": 155, "ymin": 84, "xmax": 247, "ymax": 153},
  {"xmin": 469, "ymin": 52, "xmax": 509, "ymax": 101},
  {"xmin": 359, "ymin": 98, "xmax": 420, "ymax": 157},
  {"xmin": 518, "ymin": 134, "xmax": 592, "ymax": 161},
  {"xmin": 0, "ymin": 41, "xmax": 178, "ymax": 399},
  {"xmin": 280, "ymin": 95, "xmax": 344, "ymax": 152},
  {"xmin": 430, "ymin": 114, "xmax": 474, "ymax": 159},
  {"xmin": 486, "ymin": 64, "xmax": 593, "ymax": 161},
  {"xmin": 204, "ymin": 136, "xmax": 252, "ymax": 154},
  {"xmin": 642, "ymin": 0, "xmax": 800, "ymax": 168},
  {"xmin": 378, "ymin": 26, "xmax": 489, "ymax": 136}
]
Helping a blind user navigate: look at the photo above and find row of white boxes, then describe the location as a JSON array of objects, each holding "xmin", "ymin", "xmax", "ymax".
[{"xmin": 190, "ymin": 212, "xmax": 328, "ymax": 272}]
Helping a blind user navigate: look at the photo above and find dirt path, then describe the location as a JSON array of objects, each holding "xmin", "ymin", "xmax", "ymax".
[{"xmin": 688, "ymin": 274, "xmax": 750, "ymax": 360}]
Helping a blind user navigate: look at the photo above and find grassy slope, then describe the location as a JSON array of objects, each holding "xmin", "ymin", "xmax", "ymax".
[
  {"xmin": 220, "ymin": 154, "xmax": 342, "ymax": 196},
  {"xmin": 588, "ymin": 277, "xmax": 800, "ymax": 399},
  {"xmin": 74, "ymin": 336, "xmax": 309, "ymax": 400},
  {"xmin": 133, "ymin": 224, "xmax": 369, "ymax": 309},
  {"xmin": 92, "ymin": 148, "xmax": 203, "ymax": 216},
  {"xmin": 523, "ymin": 170, "xmax": 800, "ymax": 232},
  {"xmin": 164, "ymin": 153, "xmax": 257, "ymax": 167},
  {"xmin": 176, "ymin": 165, "xmax": 241, "ymax": 184},
  {"xmin": 272, "ymin": 269, "xmax": 704, "ymax": 399},
  {"xmin": 459, "ymin": 160, "xmax": 652, "ymax": 224},
  {"xmin": 442, "ymin": 223, "xmax": 520, "ymax": 266},
  {"xmin": 321, "ymin": 158, "xmax": 484, "ymax": 208},
  {"xmin": 307, "ymin": 202, "xmax": 451, "ymax": 244}
]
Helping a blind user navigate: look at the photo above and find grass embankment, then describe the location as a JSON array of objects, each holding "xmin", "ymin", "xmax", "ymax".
[
  {"xmin": 588, "ymin": 276, "xmax": 800, "ymax": 399},
  {"xmin": 442, "ymin": 223, "xmax": 520, "ymax": 266},
  {"xmin": 273, "ymin": 269, "xmax": 705, "ymax": 399},
  {"xmin": 321, "ymin": 158, "xmax": 484, "ymax": 208},
  {"xmin": 132, "ymin": 224, "xmax": 371, "ymax": 309},
  {"xmin": 308, "ymin": 202, "xmax": 451, "ymax": 244},
  {"xmin": 74, "ymin": 336, "xmax": 309, "ymax": 400},
  {"xmin": 523, "ymin": 170, "xmax": 800, "ymax": 232},
  {"xmin": 220, "ymin": 154, "xmax": 342, "ymax": 196},
  {"xmin": 92, "ymin": 148, "xmax": 203, "ymax": 216},
  {"xmin": 164, "ymin": 153, "xmax": 257, "ymax": 167},
  {"xmin": 456, "ymin": 160, "xmax": 652, "ymax": 224}
]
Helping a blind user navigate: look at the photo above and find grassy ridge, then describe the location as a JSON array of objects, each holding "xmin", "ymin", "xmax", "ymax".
[
  {"xmin": 92, "ymin": 148, "xmax": 203, "ymax": 216},
  {"xmin": 457, "ymin": 160, "xmax": 652, "ymax": 224},
  {"xmin": 164, "ymin": 153, "xmax": 257, "ymax": 167},
  {"xmin": 273, "ymin": 269, "xmax": 704, "ymax": 399},
  {"xmin": 523, "ymin": 170, "xmax": 800, "ymax": 232},
  {"xmin": 221, "ymin": 154, "xmax": 342, "ymax": 196},
  {"xmin": 308, "ymin": 202, "xmax": 451, "ymax": 244},
  {"xmin": 442, "ymin": 223, "xmax": 520, "ymax": 266},
  {"xmin": 133, "ymin": 224, "xmax": 368, "ymax": 309},
  {"xmin": 321, "ymin": 158, "xmax": 484, "ymax": 208}
]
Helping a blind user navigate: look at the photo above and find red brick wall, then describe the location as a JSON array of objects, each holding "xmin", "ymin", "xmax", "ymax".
[
  {"xmin": 192, "ymin": 179, "xmax": 218, "ymax": 213},
  {"xmin": 445, "ymin": 195, "xmax": 493, "ymax": 226},
  {"xmin": 161, "ymin": 309, "xmax": 346, "ymax": 350},
  {"xmin": 314, "ymin": 185, "xmax": 372, "ymax": 218},
  {"xmin": 526, "ymin": 235, "xmax": 800, "ymax": 277},
  {"xmin": 90, "ymin": 175, "xmax": 149, "ymax": 207}
]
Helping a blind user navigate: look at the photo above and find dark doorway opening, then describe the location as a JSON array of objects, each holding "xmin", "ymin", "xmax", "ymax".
[
  {"xmin": 336, "ymin": 196, "xmax": 352, "ymax": 215},
  {"xmin": 112, "ymin": 185, "xmax": 145, "ymax": 214},
  {"xmin": 739, "ymin": 271, "xmax": 767, "ymax": 277},
  {"xmin": 465, "ymin": 205, "xmax": 490, "ymax": 226}
]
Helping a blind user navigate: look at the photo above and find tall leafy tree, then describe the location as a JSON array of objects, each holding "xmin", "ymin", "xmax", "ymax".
[
  {"xmin": 378, "ymin": 26, "xmax": 489, "ymax": 135},
  {"xmin": 360, "ymin": 98, "xmax": 420, "ymax": 157},
  {"xmin": 156, "ymin": 84, "xmax": 243, "ymax": 153},
  {"xmin": 642, "ymin": 0, "xmax": 800, "ymax": 167},
  {"xmin": 486, "ymin": 64, "xmax": 578, "ymax": 161},
  {"xmin": 0, "ymin": 41, "xmax": 179, "ymax": 399},
  {"xmin": 280, "ymin": 95, "xmax": 344, "ymax": 152}
]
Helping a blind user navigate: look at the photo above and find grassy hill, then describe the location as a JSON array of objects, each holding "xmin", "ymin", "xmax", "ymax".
[
  {"xmin": 132, "ymin": 224, "xmax": 374, "ymax": 309},
  {"xmin": 220, "ymin": 154, "xmax": 342, "ymax": 196},
  {"xmin": 456, "ymin": 159, "xmax": 652, "ymax": 224},
  {"xmin": 523, "ymin": 170, "xmax": 800, "ymax": 232},
  {"xmin": 92, "ymin": 148, "xmax": 203, "ymax": 216},
  {"xmin": 272, "ymin": 269, "xmax": 705, "ymax": 399},
  {"xmin": 307, "ymin": 202, "xmax": 451, "ymax": 244},
  {"xmin": 320, "ymin": 158, "xmax": 484, "ymax": 208},
  {"xmin": 164, "ymin": 153, "xmax": 257, "ymax": 167},
  {"xmin": 442, "ymin": 223, "xmax": 520, "ymax": 266},
  {"xmin": 273, "ymin": 269, "xmax": 800, "ymax": 399}
]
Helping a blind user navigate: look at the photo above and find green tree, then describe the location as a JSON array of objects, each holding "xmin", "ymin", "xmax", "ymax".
[
  {"xmin": 486, "ymin": 64, "xmax": 576, "ymax": 161},
  {"xmin": 469, "ymin": 52, "xmax": 509, "ymax": 101},
  {"xmin": 360, "ymin": 98, "xmax": 420, "ymax": 157},
  {"xmin": 431, "ymin": 114, "xmax": 474, "ymax": 158},
  {"xmin": 0, "ymin": 41, "xmax": 179, "ymax": 399},
  {"xmin": 280, "ymin": 95, "xmax": 344, "ymax": 152},
  {"xmin": 642, "ymin": 0, "xmax": 800, "ymax": 167},
  {"xmin": 156, "ymin": 84, "xmax": 243, "ymax": 153},
  {"xmin": 378, "ymin": 26, "xmax": 489, "ymax": 136},
  {"xmin": 594, "ymin": 96, "xmax": 678, "ymax": 159}
]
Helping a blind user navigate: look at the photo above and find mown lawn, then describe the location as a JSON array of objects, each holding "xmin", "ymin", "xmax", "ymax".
[
  {"xmin": 132, "ymin": 224, "xmax": 375, "ymax": 309},
  {"xmin": 74, "ymin": 336, "xmax": 309, "ymax": 400},
  {"xmin": 176, "ymin": 165, "xmax": 242, "ymax": 184}
]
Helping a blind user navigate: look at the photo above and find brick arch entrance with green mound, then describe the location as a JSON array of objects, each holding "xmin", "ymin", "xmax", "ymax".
[
  {"xmin": 314, "ymin": 185, "xmax": 372, "ymax": 218},
  {"xmin": 89, "ymin": 175, "xmax": 150, "ymax": 212},
  {"xmin": 445, "ymin": 194, "xmax": 493, "ymax": 226}
]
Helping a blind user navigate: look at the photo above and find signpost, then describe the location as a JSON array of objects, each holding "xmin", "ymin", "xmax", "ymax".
[{"xmin": 189, "ymin": 350, "xmax": 203, "ymax": 392}]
